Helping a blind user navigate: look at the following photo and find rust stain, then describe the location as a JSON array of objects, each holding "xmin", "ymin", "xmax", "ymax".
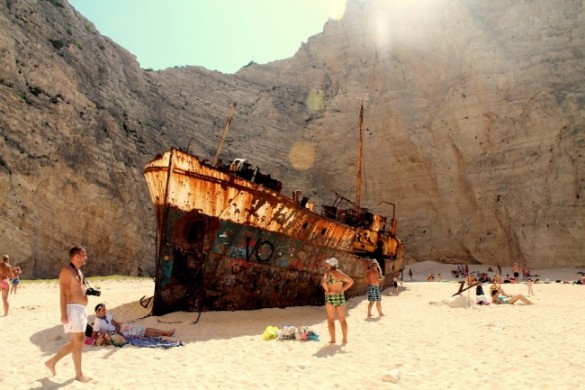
[{"xmin": 144, "ymin": 148, "xmax": 405, "ymax": 314}]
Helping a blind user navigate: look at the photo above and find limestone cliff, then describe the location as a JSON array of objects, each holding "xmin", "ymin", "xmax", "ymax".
[{"xmin": 0, "ymin": 0, "xmax": 583, "ymax": 278}]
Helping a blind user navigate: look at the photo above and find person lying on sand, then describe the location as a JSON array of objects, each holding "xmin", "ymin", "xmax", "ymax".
[
  {"xmin": 490, "ymin": 284, "xmax": 532, "ymax": 305},
  {"xmin": 91, "ymin": 303, "xmax": 175, "ymax": 342}
]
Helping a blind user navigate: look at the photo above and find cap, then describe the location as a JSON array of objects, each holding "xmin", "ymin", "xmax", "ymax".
[{"xmin": 325, "ymin": 257, "xmax": 339, "ymax": 268}]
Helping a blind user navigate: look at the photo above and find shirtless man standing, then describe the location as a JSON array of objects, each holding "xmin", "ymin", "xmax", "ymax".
[
  {"xmin": 366, "ymin": 259, "xmax": 384, "ymax": 317},
  {"xmin": 0, "ymin": 254, "xmax": 12, "ymax": 316},
  {"xmin": 45, "ymin": 246, "xmax": 92, "ymax": 383}
]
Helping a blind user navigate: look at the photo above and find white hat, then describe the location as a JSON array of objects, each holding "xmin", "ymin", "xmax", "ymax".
[{"xmin": 325, "ymin": 257, "xmax": 339, "ymax": 268}]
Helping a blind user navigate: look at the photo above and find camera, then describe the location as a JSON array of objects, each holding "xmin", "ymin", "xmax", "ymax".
[{"xmin": 86, "ymin": 287, "xmax": 101, "ymax": 297}]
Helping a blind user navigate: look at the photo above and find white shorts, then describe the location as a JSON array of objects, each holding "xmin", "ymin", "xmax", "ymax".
[
  {"xmin": 63, "ymin": 304, "xmax": 88, "ymax": 333},
  {"xmin": 120, "ymin": 324, "xmax": 146, "ymax": 337}
]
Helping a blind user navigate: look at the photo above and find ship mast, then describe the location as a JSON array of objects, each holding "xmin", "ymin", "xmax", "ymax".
[
  {"xmin": 213, "ymin": 102, "xmax": 237, "ymax": 166},
  {"xmin": 356, "ymin": 100, "xmax": 364, "ymax": 214}
]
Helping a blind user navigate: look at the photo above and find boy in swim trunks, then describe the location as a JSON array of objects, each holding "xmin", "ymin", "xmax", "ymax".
[
  {"xmin": 366, "ymin": 259, "xmax": 384, "ymax": 317},
  {"xmin": 11, "ymin": 265, "xmax": 22, "ymax": 294},
  {"xmin": 45, "ymin": 246, "xmax": 92, "ymax": 383}
]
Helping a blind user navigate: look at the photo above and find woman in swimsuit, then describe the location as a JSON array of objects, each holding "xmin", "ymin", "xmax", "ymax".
[
  {"xmin": 490, "ymin": 284, "xmax": 532, "ymax": 305},
  {"xmin": 321, "ymin": 257, "xmax": 354, "ymax": 344}
]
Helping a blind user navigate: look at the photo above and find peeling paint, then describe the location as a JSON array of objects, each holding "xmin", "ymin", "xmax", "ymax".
[{"xmin": 144, "ymin": 148, "xmax": 405, "ymax": 315}]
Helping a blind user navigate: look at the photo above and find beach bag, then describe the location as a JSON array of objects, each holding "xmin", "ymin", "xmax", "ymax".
[
  {"xmin": 95, "ymin": 332, "xmax": 127, "ymax": 347},
  {"xmin": 85, "ymin": 324, "xmax": 93, "ymax": 337},
  {"xmin": 109, "ymin": 333, "xmax": 127, "ymax": 347},
  {"xmin": 278, "ymin": 325, "xmax": 297, "ymax": 340},
  {"xmin": 261, "ymin": 326, "xmax": 279, "ymax": 340},
  {"xmin": 295, "ymin": 326, "xmax": 310, "ymax": 341}
]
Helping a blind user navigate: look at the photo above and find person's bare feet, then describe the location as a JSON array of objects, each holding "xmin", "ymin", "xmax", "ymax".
[
  {"xmin": 166, "ymin": 329, "xmax": 175, "ymax": 336},
  {"xmin": 44, "ymin": 360, "xmax": 56, "ymax": 377},
  {"xmin": 379, "ymin": 313, "xmax": 385, "ymax": 317},
  {"xmin": 367, "ymin": 313, "xmax": 373, "ymax": 318},
  {"xmin": 341, "ymin": 339, "xmax": 348, "ymax": 344},
  {"xmin": 75, "ymin": 375, "xmax": 92, "ymax": 383},
  {"xmin": 329, "ymin": 340, "xmax": 335, "ymax": 344}
]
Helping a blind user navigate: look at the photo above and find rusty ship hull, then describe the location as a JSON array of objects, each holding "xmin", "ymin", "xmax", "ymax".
[{"xmin": 144, "ymin": 147, "xmax": 405, "ymax": 315}]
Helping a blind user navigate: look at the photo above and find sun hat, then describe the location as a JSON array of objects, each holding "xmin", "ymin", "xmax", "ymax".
[{"xmin": 325, "ymin": 257, "xmax": 339, "ymax": 268}]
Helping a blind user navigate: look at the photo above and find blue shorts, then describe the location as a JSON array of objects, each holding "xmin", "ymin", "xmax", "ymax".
[{"xmin": 367, "ymin": 285, "xmax": 381, "ymax": 302}]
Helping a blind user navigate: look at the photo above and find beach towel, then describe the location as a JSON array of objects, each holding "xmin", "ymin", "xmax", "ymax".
[{"xmin": 125, "ymin": 336, "xmax": 184, "ymax": 348}]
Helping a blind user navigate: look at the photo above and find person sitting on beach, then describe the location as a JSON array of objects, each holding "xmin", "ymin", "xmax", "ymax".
[
  {"xmin": 490, "ymin": 285, "xmax": 532, "ymax": 305},
  {"xmin": 475, "ymin": 283, "xmax": 489, "ymax": 305},
  {"xmin": 321, "ymin": 258, "xmax": 354, "ymax": 344},
  {"xmin": 426, "ymin": 274, "xmax": 434, "ymax": 282},
  {"xmin": 365, "ymin": 259, "xmax": 384, "ymax": 317},
  {"xmin": 477, "ymin": 272, "xmax": 491, "ymax": 283},
  {"xmin": 91, "ymin": 303, "xmax": 175, "ymax": 343}
]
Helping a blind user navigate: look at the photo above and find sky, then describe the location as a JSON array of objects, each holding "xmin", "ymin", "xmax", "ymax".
[{"xmin": 69, "ymin": 0, "xmax": 347, "ymax": 74}]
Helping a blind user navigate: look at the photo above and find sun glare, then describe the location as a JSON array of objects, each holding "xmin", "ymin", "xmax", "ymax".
[
  {"xmin": 366, "ymin": 0, "xmax": 444, "ymax": 53},
  {"xmin": 306, "ymin": 89, "xmax": 325, "ymax": 113},
  {"xmin": 289, "ymin": 142, "xmax": 316, "ymax": 170},
  {"xmin": 324, "ymin": 0, "xmax": 346, "ymax": 21}
]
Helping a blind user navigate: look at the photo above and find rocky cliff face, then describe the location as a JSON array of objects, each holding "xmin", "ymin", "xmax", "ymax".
[{"xmin": 0, "ymin": 0, "xmax": 583, "ymax": 277}]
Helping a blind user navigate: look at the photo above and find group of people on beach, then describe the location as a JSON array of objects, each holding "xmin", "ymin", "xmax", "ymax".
[
  {"xmin": 473, "ymin": 274, "xmax": 533, "ymax": 305},
  {"xmin": 450, "ymin": 262, "xmax": 535, "ymax": 283},
  {"xmin": 454, "ymin": 264, "xmax": 534, "ymax": 305},
  {"xmin": 30, "ymin": 244, "xmax": 581, "ymax": 384},
  {"xmin": 320, "ymin": 256, "xmax": 395, "ymax": 345},
  {"xmin": 44, "ymin": 245, "xmax": 174, "ymax": 383},
  {"xmin": 425, "ymin": 273, "xmax": 444, "ymax": 282},
  {"xmin": 0, "ymin": 254, "xmax": 22, "ymax": 316}
]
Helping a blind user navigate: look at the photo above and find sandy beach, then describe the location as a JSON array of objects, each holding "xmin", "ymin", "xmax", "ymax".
[{"xmin": 1, "ymin": 261, "xmax": 584, "ymax": 389}]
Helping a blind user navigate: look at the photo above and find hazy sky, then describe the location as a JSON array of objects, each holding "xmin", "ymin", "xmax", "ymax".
[{"xmin": 69, "ymin": 0, "xmax": 346, "ymax": 74}]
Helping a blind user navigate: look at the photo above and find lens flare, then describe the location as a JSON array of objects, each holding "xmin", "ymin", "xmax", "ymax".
[
  {"xmin": 306, "ymin": 89, "xmax": 325, "ymax": 113},
  {"xmin": 289, "ymin": 142, "xmax": 316, "ymax": 170}
]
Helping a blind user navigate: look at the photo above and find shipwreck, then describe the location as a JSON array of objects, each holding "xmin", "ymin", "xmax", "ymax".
[{"xmin": 143, "ymin": 103, "xmax": 405, "ymax": 315}]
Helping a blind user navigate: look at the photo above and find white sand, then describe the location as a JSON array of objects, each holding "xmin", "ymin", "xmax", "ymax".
[{"xmin": 2, "ymin": 261, "xmax": 584, "ymax": 389}]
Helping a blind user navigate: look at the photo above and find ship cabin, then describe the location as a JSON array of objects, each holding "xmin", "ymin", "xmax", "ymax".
[
  {"xmin": 321, "ymin": 192, "xmax": 400, "ymax": 266},
  {"xmin": 215, "ymin": 158, "xmax": 283, "ymax": 192}
]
